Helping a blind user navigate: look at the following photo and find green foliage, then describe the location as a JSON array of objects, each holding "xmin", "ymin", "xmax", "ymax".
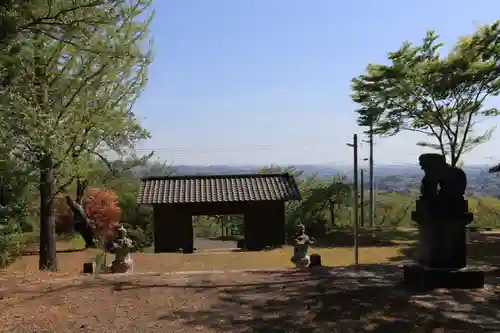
[
  {"xmin": 126, "ymin": 226, "xmax": 147, "ymax": 252},
  {"xmin": 2, "ymin": 10, "xmax": 154, "ymax": 184},
  {"xmin": 0, "ymin": 219, "xmax": 22, "ymax": 268},
  {"xmin": 192, "ymin": 215, "xmax": 243, "ymax": 238},
  {"xmin": 0, "ymin": 151, "xmax": 33, "ymax": 267},
  {"xmin": 0, "ymin": 0, "xmax": 154, "ymax": 270},
  {"xmin": 352, "ymin": 21, "xmax": 500, "ymax": 166},
  {"xmin": 468, "ymin": 196, "xmax": 500, "ymax": 228},
  {"xmin": 259, "ymin": 166, "xmax": 354, "ymax": 237},
  {"xmin": 194, "ymin": 222, "xmax": 219, "ymax": 238},
  {"xmin": 373, "ymin": 192, "xmax": 415, "ymax": 227}
]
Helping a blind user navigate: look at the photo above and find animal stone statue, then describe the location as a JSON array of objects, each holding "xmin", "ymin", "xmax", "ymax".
[
  {"xmin": 65, "ymin": 196, "xmax": 96, "ymax": 248},
  {"xmin": 418, "ymin": 153, "xmax": 467, "ymax": 214},
  {"xmin": 290, "ymin": 224, "xmax": 314, "ymax": 268},
  {"xmin": 110, "ymin": 225, "xmax": 134, "ymax": 273},
  {"xmin": 403, "ymin": 153, "xmax": 483, "ymax": 290}
]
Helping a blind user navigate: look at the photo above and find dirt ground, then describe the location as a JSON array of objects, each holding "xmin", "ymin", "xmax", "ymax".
[
  {"xmin": 1, "ymin": 266, "xmax": 500, "ymax": 333},
  {"xmin": 2, "ymin": 233, "xmax": 500, "ymax": 332}
]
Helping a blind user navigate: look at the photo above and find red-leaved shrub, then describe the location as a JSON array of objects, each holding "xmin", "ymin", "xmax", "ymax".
[
  {"xmin": 55, "ymin": 188, "xmax": 121, "ymax": 241},
  {"xmin": 54, "ymin": 196, "xmax": 73, "ymax": 234}
]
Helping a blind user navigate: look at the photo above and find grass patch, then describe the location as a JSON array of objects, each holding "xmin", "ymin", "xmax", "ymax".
[
  {"xmin": 137, "ymin": 246, "xmax": 407, "ymax": 271},
  {"xmin": 314, "ymin": 228, "xmax": 417, "ymax": 247},
  {"xmin": 208, "ymin": 235, "xmax": 243, "ymax": 242},
  {"xmin": 3, "ymin": 245, "xmax": 408, "ymax": 274},
  {"xmin": 4, "ymin": 232, "xmax": 499, "ymax": 274},
  {"xmin": 19, "ymin": 233, "xmax": 87, "ymax": 255}
]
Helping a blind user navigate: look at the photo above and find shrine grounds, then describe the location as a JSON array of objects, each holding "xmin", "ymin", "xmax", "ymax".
[{"xmin": 2, "ymin": 230, "xmax": 500, "ymax": 332}]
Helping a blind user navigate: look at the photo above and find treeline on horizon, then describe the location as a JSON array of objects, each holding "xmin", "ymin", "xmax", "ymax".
[
  {"xmin": 134, "ymin": 162, "xmax": 500, "ymax": 235},
  {"xmin": 136, "ymin": 161, "xmax": 500, "ymax": 197}
]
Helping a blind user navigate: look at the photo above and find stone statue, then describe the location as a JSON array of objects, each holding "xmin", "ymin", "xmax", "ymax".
[
  {"xmin": 403, "ymin": 153, "xmax": 483, "ymax": 290},
  {"xmin": 110, "ymin": 225, "xmax": 134, "ymax": 273},
  {"xmin": 290, "ymin": 224, "xmax": 314, "ymax": 268},
  {"xmin": 418, "ymin": 153, "xmax": 467, "ymax": 212},
  {"xmin": 65, "ymin": 196, "xmax": 96, "ymax": 248},
  {"xmin": 418, "ymin": 153, "xmax": 442, "ymax": 200}
]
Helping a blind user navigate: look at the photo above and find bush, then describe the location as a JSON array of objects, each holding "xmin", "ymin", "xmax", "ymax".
[
  {"xmin": 82, "ymin": 188, "xmax": 121, "ymax": 237},
  {"xmin": 19, "ymin": 219, "xmax": 34, "ymax": 232},
  {"xmin": 0, "ymin": 226, "xmax": 21, "ymax": 268},
  {"xmin": 55, "ymin": 188, "xmax": 121, "ymax": 243},
  {"xmin": 127, "ymin": 226, "xmax": 147, "ymax": 252},
  {"xmin": 104, "ymin": 225, "xmax": 150, "ymax": 253}
]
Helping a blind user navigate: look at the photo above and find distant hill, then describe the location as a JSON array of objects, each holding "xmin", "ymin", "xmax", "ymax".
[
  {"xmin": 170, "ymin": 164, "xmax": 492, "ymax": 178},
  {"xmin": 137, "ymin": 163, "xmax": 500, "ymax": 197}
]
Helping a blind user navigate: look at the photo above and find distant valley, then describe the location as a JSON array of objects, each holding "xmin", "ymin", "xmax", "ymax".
[{"xmin": 140, "ymin": 163, "xmax": 500, "ymax": 198}]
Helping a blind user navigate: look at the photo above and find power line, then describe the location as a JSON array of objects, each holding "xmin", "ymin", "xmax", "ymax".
[
  {"xmin": 134, "ymin": 138, "xmax": 359, "ymax": 153},
  {"xmin": 127, "ymin": 139, "xmax": 497, "ymax": 166},
  {"xmin": 133, "ymin": 143, "xmax": 452, "ymax": 155}
]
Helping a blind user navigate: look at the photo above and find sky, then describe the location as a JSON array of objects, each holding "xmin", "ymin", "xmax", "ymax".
[{"xmin": 133, "ymin": 0, "xmax": 500, "ymax": 167}]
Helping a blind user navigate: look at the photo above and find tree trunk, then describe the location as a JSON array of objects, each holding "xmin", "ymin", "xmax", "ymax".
[
  {"xmin": 39, "ymin": 154, "xmax": 58, "ymax": 271},
  {"xmin": 328, "ymin": 200, "xmax": 336, "ymax": 227},
  {"xmin": 76, "ymin": 178, "xmax": 88, "ymax": 203}
]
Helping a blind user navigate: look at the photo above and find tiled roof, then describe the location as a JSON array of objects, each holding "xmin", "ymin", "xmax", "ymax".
[
  {"xmin": 137, "ymin": 173, "xmax": 302, "ymax": 204},
  {"xmin": 489, "ymin": 163, "xmax": 500, "ymax": 173}
]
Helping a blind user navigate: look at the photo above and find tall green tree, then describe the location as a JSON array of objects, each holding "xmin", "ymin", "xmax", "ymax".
[
  {"xmin": 351, "ymin": 21, "xmax": 500, "ymax": 166},
  {"xmin": 0, "ymin": 0, "xmax": 153, "ymax": 270}
]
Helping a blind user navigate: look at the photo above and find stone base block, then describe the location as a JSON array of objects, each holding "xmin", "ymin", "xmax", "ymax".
[
  {"xmin": 291, "ymin": 255, "xmax": 310, "ymax": 268},
  {"xmin": 83, "ymin": 262, "xmax": 94, "ymax": 274},
  {"xmin": 309, "ymin": 254, "xmax": 322, "ymax": 268},
  {"xmin": 111, "ymin": 260, "xmax": 133, "ymax": 274},
  {"xmin": 402, "ymin": 264, "xmax": 484, "ymax": 291}
]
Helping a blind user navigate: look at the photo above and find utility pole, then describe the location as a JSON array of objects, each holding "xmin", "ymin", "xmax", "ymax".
[
  {"xmin": 346, "ymin": 134, "xmax": 359, "ymax": 265},
  {"xmin": 360, "ymin": 169, "xmax": 364, "ymax": 228},
  {"xmin": 368, "ymin": 121, "xmax": 375, "ymax": 229}
]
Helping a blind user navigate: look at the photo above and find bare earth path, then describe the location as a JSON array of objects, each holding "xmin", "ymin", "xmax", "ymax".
[
  {"xmin": 2, "ymin": 266, "xmax": 500, "ymax": 333},
  {"xmin": 194, "ymin": 238, "xmax": 238, "ymax": 250}
]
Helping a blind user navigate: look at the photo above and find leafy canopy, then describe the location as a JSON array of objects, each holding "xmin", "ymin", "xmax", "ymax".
[
  {"xmin": 0, "ymin": 0, "xmax": 153, "ymax": 192},
  {"xmin": 351, "ymin": 21, "xmax": 500, "ymax": 166}
]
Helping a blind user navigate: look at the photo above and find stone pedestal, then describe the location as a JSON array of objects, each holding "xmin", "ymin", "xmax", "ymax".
[
  {"xmin": 111, "ymin": 256, "xmax": 133, "ymax": 273},
  {"xmin": 83, "ymin": 262, "xmax": 94, "ymax": 274},
  {"xmin": 291, "ymin": 253, "xmax": 311, "ymax": 268},
  {"xmin": 402, "ymin": 264, "xmax": 484, "ymax": 291},
  {"xmin": 402, "ymin": 198, "xmax": 484, "ymax": 290},
  {"xmin": 111, "ymin": 261, "xmax": 131, "ymax": 273},
  {"xmin": 309, "ymin": 253, "xmax": 322, "ymax": 268}
]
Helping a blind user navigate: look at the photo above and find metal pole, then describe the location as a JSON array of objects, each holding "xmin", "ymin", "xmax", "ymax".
[
  {"xmin": 360, "ymin": 169, "xmax": 364, "ymax": 228},
  {"xmin": 369, "ymin": 122, "xmax": 375, "ymax": 229},
  {"xmin": 347, "ymin": 134, "xmax": 359, "ymax": 265}
]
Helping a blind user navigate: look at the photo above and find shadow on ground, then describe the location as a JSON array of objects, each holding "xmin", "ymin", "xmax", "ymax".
[
  {"xmin": 157, "ymin": 267, "xmax": 499, "ymax": 332},
  {"xmin": 4, "ymin": 265, "xmax": 500, "ymax": 332},
  {"xmin": 114, "ymin": 266, "xmax": 498, "ymax": 332}
]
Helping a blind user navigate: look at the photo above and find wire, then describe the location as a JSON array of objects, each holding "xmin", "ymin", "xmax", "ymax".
[
  {"xmin": 134, "ymin": 137, "xmax": 353, "ymax": 152},
  {"xmin": 129, "ymin": 137, "xmax": 497, "ymax": 166}
]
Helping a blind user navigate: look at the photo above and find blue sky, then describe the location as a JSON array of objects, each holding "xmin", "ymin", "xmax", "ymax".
[{"xmin": 133, "ymin": 0, "xmax": 500, "ymax": 166}]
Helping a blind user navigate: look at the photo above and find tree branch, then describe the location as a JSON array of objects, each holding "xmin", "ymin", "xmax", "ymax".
[{"xmin": 455, "ymin": 85, "xmax": 491, "ymax": 164}]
